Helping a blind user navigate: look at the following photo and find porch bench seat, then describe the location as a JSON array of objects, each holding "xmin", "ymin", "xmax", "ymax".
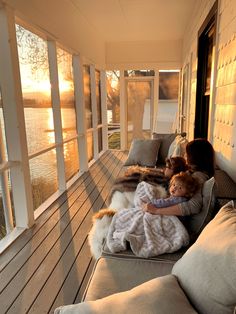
[
  {"xmin": 214, "ymin": 168, "xmax": 236, "ymax": 207},
  {"xmin": 55, "ymin": 201, "xmax": 236, "ymax": 314}
]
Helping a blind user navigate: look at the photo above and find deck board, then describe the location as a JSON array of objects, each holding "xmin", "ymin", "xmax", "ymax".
[
  {"xmin": 0, "ymin": 151, "xmax": 114, "ymax": 272},
  {"xmin": 0, "ymin": 150, "xmax": 127, "ymax": 314}
]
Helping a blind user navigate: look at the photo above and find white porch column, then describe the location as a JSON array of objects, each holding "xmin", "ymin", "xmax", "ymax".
[
  {"xmin": 72, "ymin": 55, "xmax": 88, "ymax": 172},
  {"xmin": 101, "ymin": 70, "xmax": 108, "ymax": 151},
  {"xmin": 90, "ymin": 65, "xmax": 99, "ymax": 159},
  {"xmin": 0, "ymin": 4, "xmax": 34, "ymax": 228},
  {"xmin": 47, "ymin": 41, "xmax": 66, "ymax": 191}
]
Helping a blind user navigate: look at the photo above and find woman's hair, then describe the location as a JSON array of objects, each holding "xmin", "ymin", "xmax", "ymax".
[
  {"xmin": 170, "ymin": 172, "xmax": 199, "ymax": 198},
  {"xmin": 165, "ymin": 156, "xmax": 188, "ymax": 175},
  {"xmin": 186, "ymin": 138, "xmax": 215, "ymax": 177}
]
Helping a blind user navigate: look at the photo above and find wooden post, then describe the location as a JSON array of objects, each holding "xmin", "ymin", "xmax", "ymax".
[
  {"xmin": 0, "ymin": 4, "xmax": 34, "ymax": 228},
  {"xmin": 47, "ymin": 41, "xmax": 66, "ymax": 191},
  {"xmin": 101, "ymin": 70, "xmax": 108, "ymax": 151},
  {"xmin": 72, "ymin": 55, "xmax": 88, "ymax": 172},
  {"xmin": 90, "ymin": 65, "xmax": 99, "ymax": 159}
]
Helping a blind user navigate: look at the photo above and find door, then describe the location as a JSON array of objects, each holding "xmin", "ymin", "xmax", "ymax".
[
  {"xmin": 181, "ymin": 64, "xmax": 190, "ymax": 132},
  {"xmin": 126, "ymin": 80, "xmax": 153, "ymax": 147},
  {"xmin": 194, "ymin": 2, "xmax": 217, "ymax": 138}
]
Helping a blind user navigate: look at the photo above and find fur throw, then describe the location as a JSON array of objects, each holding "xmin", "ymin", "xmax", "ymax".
[
  {"xmin": 106, "ymin": 182, "xmax": 189, "ymax": 258},
  {"xmin": 107, "ymin": 166, "xmax": 169, "ymax": 206},
  {"xmin": 88, "ymin": 166, "xmax": 170, "ymax": 259},
  {"xmin": 88, "ymin": 209, "xmax": 116, "ymax": 259},
  {"xmin": 88, "ymin": 184, "xmax": 167, "ymax": 259}
]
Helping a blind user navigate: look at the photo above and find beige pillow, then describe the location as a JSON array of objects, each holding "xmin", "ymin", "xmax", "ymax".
[
  {"xmin": 152, "ymin": 133, "xmax": 177, "ymax": 163},
  {"xmin": 187, "ymin": 176, "xmax": 216, "ymax": 240},
  {"xmin": 124, "ymin": 139, "xmax": 161, "ymax": 167},
  {"xmin": 54, "ymin": 275, "xmax": 197, "ymax": 314},
  {"xmin": 172, "ymin": 201, "xmax": 236, "ymax": 314}
]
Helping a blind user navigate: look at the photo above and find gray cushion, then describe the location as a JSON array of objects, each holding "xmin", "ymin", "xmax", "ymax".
[
  {"xmin": 187, "ymin": 176, "xmax": 216, "ymax": 240},
  {"xmin": 54, "ymin": 275, "xmax": 197, "ymax": 314},
  {"xmin": 83, "ymin": 256, "xmax": 174, "ymax": 301},
  {"xmin": 124, "ymin": 139, "xmax": 161, "ymax": 167},
  {"xmin": 172, "ymin": 201, "xmax": 236, "ymax": 314},
  {"xmin": 152, "ymin": 133, "xmax": 176, "ymax": 163}
]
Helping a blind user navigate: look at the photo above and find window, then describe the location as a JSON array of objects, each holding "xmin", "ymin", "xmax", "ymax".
[
  {"xmin": 156, "ymin": 70, "xmax": 180, "ymax": 133},
  {"xmin": 83, "ymin": 65, "xmax": 92, "ymax": 129},
  {"xmin": 57, "ymin": 47, "xmax": 79, "ymax": 181},
  {"xmin": 95, "ymin": 70, "xmax": 102, "ymax": 125},
  {"xmin": 0, "ymin": 88, "xmax": 15, "ymax": 239},
  {"xmin": 16, "ymin": 24, "xmax": 59, "ymax": 209},
  {"xmin": 83, "ymin": 65, "xmax": 94, "ymax": 161},
  {"xmin": 159, "ymin": 71, "xmax": 179, "ymax": 100},
  {"xmin": 124, "ymin": 70, "xmax": 154, "ymax": 77},
  {"xmin": 106, "ymin": 71, "xmax": 120, "ymax": 149}
]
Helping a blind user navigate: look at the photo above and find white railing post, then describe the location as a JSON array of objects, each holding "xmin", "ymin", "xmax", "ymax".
[
  {"xmin": 0, "ymin": 4, "xmax": 34, "ymax": 228},
  {"xmin": 72, "ymin": 55, "xmax": 88, "ymax": 172},
  {"xmin": 101, "ymin": 70, "xmax": 108, "ymax": 151},
  {"xmin": 120, "ymin": 70, "xmax": 127, "ymax": 150},
  {"xmin": 47, "ymin": 41, "xmax": 66, "ymax": 191},
  {"xmin": 90, "ymin": 65, "xmax": 99, "ymax": 159}
]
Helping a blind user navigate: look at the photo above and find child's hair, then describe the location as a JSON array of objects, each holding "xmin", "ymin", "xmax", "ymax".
[
  {"xmin": 170, "ymin": 172, "xmax": 199, "ymax": 198},
  {"xmin": 165, "ymin": 156, "xmax": 188, "ymax": 175}
]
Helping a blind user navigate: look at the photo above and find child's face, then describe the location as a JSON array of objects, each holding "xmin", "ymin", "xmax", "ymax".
[
  {"xmin": 169, "ymin": 180, "xmax": 187, "ymax": 197},
  {"xmin": 164, "ymin": 166, "xmax": 174, "ymax": 178}
]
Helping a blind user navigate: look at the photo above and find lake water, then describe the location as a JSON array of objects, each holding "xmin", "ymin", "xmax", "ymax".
[{"xmin": 0, "ymin": 107, "xmax": 80, "ymax": 209}]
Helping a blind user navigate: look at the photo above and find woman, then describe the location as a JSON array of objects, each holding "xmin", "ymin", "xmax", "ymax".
[{"xmin": 142, "ymin": 138, "xmax": 215, "ymax": 216}]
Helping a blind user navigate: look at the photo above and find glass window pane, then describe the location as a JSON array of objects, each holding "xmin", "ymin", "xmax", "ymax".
[
  {"xmin": 0, "ymin": 90, "xmax": 15, "ymax": 239},
  {"xmin": 98, "ymin": 127, "xmax": 103, "ymax": 153},
  {"xmin": 159, "ymin": 71, "xmax": 179, "ymax": 100},
  {"xmin": 106, "ymin": 71, "xmax": 120, "ymax": 149},
  {"xmin": 30, "ymin": 149, "xmax": 58, "ymax": 210},
  {"xmin": 0, "ymin": 90, "xmax": 8, "ymax": 160},
  {"xmin": 124, "ymin": 70, "xmax": 154, "ymax": 77},
  {"xmin": 87, "ymin": 131, "xmax": 94, "ymax": 162},
  {"xmin": 156, "ymin": 70, "xmax": 179, "ymax": 133},
  {"xmin": 127, "ymin": 81, "xmax": 151, "ymax": 147},
  {"xmin": 16, "ymin": 24, "xmax": 55, "ymax": 156},
  {"xmin": 64, "ymin": 140, "xmax": 79, "ymax": 181},
  {"xmin": 83, "ymin": 65, "xmax": 92, "ymax": 129},
  {"xmin": 95, "ymin": 70, "xmax": 102, "ymax": 125},
  {"xmin": 0, "ymin": 188, "xmax": 7, "ymax": 239},
  {"xmin": 57, "ymin": 47, "xmax": 77, "ymax": 140},
  {"xmin": 0, "ymin": 170, "xmax": 15, "ymax": 240}
]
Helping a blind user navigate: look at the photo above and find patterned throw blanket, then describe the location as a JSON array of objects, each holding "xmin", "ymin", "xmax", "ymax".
[{"xmin": 106, "ymin": 181, "xmax": 189, "ymax": 258}]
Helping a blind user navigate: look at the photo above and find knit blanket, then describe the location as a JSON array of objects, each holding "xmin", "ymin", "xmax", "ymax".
[{"xmin": 106, "ymin": 181, "xmax": 189, "ymax": 258}]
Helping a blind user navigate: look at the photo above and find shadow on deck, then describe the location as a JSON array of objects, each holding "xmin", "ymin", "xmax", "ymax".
[{"xmin": 0, "ymin": 150, "xmax": 127, "ymax": 314}]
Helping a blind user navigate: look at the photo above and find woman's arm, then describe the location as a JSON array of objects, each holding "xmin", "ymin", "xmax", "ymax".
[
  {"xmin": 143, "ymin": 203, "xmax": 182, "ymax": 216},
  {"xmin": 143, "ymin": 190, "xmax": 203, "ymax": 216}
]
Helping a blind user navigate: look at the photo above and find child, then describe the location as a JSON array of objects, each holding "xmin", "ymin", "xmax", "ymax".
[
  {"xmin": 142, "ymin": 172, "xmax": 199, "ymax": 214},
  {"xmin": 164, "ymin": 156, "xmax": 188, "ymax": 179}
]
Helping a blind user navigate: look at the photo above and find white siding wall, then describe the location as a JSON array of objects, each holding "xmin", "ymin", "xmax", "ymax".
[{"xmin": 182, "ymin": 0, "xmax": 236, "ymax": 181}]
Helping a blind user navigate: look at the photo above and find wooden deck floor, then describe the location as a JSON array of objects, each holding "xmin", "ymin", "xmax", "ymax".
[{"xmin": 0, "ymin": 150, "xmax": 126, "ymax": 314}]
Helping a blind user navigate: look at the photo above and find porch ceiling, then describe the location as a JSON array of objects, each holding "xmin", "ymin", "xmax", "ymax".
[{"xmin": 70, "ymin": 0, "xmax": 196, "ymax": 42}]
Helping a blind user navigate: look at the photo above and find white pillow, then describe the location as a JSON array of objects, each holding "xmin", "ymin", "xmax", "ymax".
[{"xmin": 168, "ymin": 135, "xmax": 188, "ymax": 158}]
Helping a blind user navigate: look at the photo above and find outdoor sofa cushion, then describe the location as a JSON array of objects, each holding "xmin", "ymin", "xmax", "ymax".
[
  {"xmin": 172, "ymin": 201, "xmax": 236, "ymax": 314},
  {"xmin": 54, "ymin": 275, "xmax": 197, "ymax": 314},
  {"xmin": 186, "ymin": 176, "xmax": 216, "ymax": 241}
]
